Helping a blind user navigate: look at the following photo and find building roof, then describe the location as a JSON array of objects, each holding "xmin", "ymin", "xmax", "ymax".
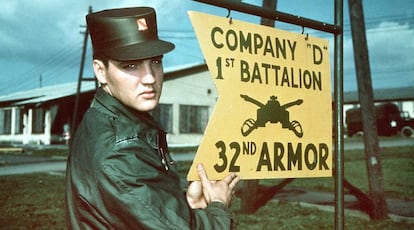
[
  {"xmin": 0, "ymin": 62, "xmax": 207, "ymax": 107},
  {"xmin": 0, "ymin": 82, "xmax": 97, "ymax": 107},
  {"xmin": 0, "ymin": 62, "xmax": 412, "ymax": 107},
  {"xmin": 343, "ymin": 86, "xmax": 414, "ymax": 104}
]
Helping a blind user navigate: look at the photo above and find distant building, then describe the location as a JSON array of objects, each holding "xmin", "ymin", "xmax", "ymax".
[
  {"xmin": 156, "ymin": 63, "xmax": 217, "ymax": 146},
  {"xmin": 0, "ymin": 63, "xmax": 216, "ymax": 146},
  {"xmin": 342, "ymin": 86, "xmax": 414, "ymax": 137},
  {"xmin": 0, "ymin": 81, "xmax": 96, "ymax": 145},
  {"xmin": 0, "ymin": 63, "xmax": 412, "ymax": 145}
]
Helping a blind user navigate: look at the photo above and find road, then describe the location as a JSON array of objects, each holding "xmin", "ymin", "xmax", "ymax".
[
  {"xmin": 0, "ymin": 153, "xmax": 195, "ymax": 176},
  {"xmin": 343, "ymin": 136, "xmax": 414, "ymax": 150},
  {"xmin": 0, "ymin": 161, "xmax": 67, "ymax": 176},
  {"xmin": 0, "ymin": 137, "xmax": 412, "ymax": 176}
]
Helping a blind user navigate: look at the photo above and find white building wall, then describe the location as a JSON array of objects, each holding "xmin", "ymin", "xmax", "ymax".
[
  {"xmin": 43, "ymin": 109, "xmax": 51, "ymax": 145},
  {"xmin": 23, "ymin": 109, "xmax": 32, "ymax": 144},
  {"xmin": 401, "ymin": 101, "xmax": 414, "ymax": 118},
  {"xmin": 160, "ymin": 70, "xmax": 217, "ymax": 146},
  {"xmin": 0, "ymin": 107, "xmax": 54, "ymax": 145},
  {"xmin": 343, "ymin": 101, "xmax": 414, "ymax": 133},
  {"xmin": 10, "ymin": 108, "xmax": 16, "ymax": 136}
]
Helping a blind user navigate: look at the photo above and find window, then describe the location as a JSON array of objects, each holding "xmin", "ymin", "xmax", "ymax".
[
  {"xmin": 32, "ymin": 107, "xmax": 44, "ymax": 134},
  {"xmin": 14, "ymin": 108, "xmax": 24, "ymax": 134},
  {"xmin": 0, "ymin": 109, "xmax": 12, "ymax": 134},
  {"xmin": 152, "ymin": 104, "xmax": 173, "ymax": 133},
  {"xmin": 179, "ymin": 105, "xmax": 209, "ymax": 134}
]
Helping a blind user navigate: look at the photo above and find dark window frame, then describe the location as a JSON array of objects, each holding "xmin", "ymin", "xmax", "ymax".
[{"xmin": 179, "ymin": 105, "xmax": 209, "ymax": 134}]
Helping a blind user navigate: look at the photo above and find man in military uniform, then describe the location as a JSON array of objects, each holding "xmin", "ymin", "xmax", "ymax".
[{"xmin": 65, "ymin": 7, "xmax": 240, "ymax": 229}]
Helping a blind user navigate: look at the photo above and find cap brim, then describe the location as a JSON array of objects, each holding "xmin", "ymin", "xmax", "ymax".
[{"xmin": 103, "ymin": 40, "xmax": 175, "ymax": 61}]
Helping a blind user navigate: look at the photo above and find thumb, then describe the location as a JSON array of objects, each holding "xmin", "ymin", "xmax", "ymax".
[{"xmin": 197, "ymin": 163, "xmax": 211, "ymax": 187}]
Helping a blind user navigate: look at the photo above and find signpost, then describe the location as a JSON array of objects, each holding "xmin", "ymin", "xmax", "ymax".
[{"xmin": 187, "ymin": 11, "xmax": 332, "ymax": 181}]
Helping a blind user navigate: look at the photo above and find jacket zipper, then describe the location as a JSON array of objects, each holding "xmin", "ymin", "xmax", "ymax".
[
  {"xmin": 157, "ymin": 131, "xmax": 174, "ymax": 172},
  {"xmin": 158, "ymin": 147, "xmax": 169, "ymax": 171}
]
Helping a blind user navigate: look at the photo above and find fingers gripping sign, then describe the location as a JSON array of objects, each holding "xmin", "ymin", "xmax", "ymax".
[
  {"xmin": 187, "ymin": 163, "xmax": 240, "ymax": 209},
  {"xmin": 187, "ymin": 180, "xmax": 207, "ymax": 209}
]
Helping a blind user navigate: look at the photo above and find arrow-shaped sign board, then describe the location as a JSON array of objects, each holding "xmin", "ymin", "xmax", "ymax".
[{"xmin": 187, "ymin": 11, "xmax": 332, "ymax": 181}]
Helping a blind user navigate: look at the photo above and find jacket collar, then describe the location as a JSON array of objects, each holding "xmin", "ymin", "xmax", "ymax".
[{"xmin": 93, "ymin": 87, "xmax": 163, "ymax": 130}]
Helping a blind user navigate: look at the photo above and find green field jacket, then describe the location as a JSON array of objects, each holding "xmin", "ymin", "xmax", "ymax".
[{"xmin": 65, "ymin": 88, "xmax": 234, "ymax": 229}]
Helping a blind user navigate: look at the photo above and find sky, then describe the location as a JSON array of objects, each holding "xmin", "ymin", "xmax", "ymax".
[{"xmin": 0, "ymin": 0, "xmax": 413, "ymax": 95}]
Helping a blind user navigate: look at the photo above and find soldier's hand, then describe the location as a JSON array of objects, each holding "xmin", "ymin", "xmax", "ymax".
[
  {"xmin": 196, "ymin": 163, "xmax": 240, "ymax": 207},
  {"xmin": 187, "ymin": 180, "xmax": 207, "ymax": 209}
]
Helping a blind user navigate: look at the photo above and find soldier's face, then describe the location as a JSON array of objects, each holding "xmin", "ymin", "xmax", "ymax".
[{"xmin": 94, "ymin": 56, "xmax": 164, "ymax": 112}]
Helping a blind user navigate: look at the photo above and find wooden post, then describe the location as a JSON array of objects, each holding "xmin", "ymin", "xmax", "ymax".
[
  {"xmin": 240, "ymin": 180, "xmax": 259, "ymax": 213},
  {"xmin": 260, "ymin": 0, "xmax": 277, "ymax": 27},
  {"xmin": 240, "ymin": 0, "xmax": 277, "ymax": 214},
  {"xmin": 348, "ymin": 0, "xmax": 388, "ymax": 219}
]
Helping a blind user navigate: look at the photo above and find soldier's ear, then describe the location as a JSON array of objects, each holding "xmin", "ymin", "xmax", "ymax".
[{"xmin": 93, "ymin": 60, "xmax": 107, "ymax": 84}]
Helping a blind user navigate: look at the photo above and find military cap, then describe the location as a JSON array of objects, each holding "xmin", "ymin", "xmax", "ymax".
[{"xmin": 86, "ymin": 7, "xmax": 175, "ymax": 61}]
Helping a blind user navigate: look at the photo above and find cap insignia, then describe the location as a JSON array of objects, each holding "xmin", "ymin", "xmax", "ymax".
[{"xmin": 137, "ymin": 18, "xmax": 148, "ymax": 31}]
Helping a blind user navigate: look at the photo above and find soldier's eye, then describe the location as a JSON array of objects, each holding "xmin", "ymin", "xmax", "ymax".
[
  {"xmin": 151, "ymin": 56, "xmax": 163, "ymax": 65},
  {"xmin": 122, "ymin": 61, "xmax": 143, "ymax": 70}
]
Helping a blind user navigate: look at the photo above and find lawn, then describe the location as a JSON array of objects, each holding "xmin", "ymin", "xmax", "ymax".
[{"xmin": 0, "ymin": 140, "xmax": 413, "ymax": 229}]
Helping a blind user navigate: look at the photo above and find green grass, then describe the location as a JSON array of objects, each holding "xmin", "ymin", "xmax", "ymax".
[
  {"xmin": 0, "ymin": 173, "xmax": 66, "ymax": 229},
  {"xmin": 232, "ymin": 200, "xmax": 414, "ymax": 230},
  {"xmin": 279, "ymin": 145, "xmax": 414, "ymax": 199},
  {"xmin": 0, "ymin": 144, "xmax": 413, "ymax": 229}
]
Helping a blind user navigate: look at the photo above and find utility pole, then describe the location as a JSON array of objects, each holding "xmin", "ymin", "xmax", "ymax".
[
  {"xmin": 260, "ymin": 0, "xmax": 277, "ymax": 27},
  {"xmin": 71, "ymin": 6, "xmax": 95, "ymax": 140},
  {"xmin": 240, "ymin": 0, "xmax": 277, "ymax": 214},
  {"xmin": 348, "ymin": 0, "xmax": 388, "ymax": 219}
]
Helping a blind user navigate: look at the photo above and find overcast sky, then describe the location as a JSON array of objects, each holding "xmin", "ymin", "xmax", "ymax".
[{"xmin": 1, "ymin": 0, "xmax": 413, "ymax": 94}]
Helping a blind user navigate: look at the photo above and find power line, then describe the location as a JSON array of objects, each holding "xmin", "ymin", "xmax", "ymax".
[
  {"xmin": 2, "ymin": 12, "xmax": 413, "ymax": 94},
  {"xmin": 1, "ymin": 40, "xmax": 83, "ymax": 93}
]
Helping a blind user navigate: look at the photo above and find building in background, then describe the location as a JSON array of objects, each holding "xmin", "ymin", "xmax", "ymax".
[
  {"xmin": 0, "ymin": 63, "xmax": 217, "ymax": 146},
  {"xmin": 0, "ymin": 82, "xmax": 96, "ymax": 145},
  {"xmin": 0, "ymin": 63, "xmax": 412, "ymax": 145},
  {"xmin": 342, "ymin": 87, "xmax": 414, "ymax": 137}
]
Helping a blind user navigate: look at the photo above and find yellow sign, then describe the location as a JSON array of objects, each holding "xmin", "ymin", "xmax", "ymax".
[{"xmin": 187, "ymin": 11, "xmax": 332, "ymax": 181}]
